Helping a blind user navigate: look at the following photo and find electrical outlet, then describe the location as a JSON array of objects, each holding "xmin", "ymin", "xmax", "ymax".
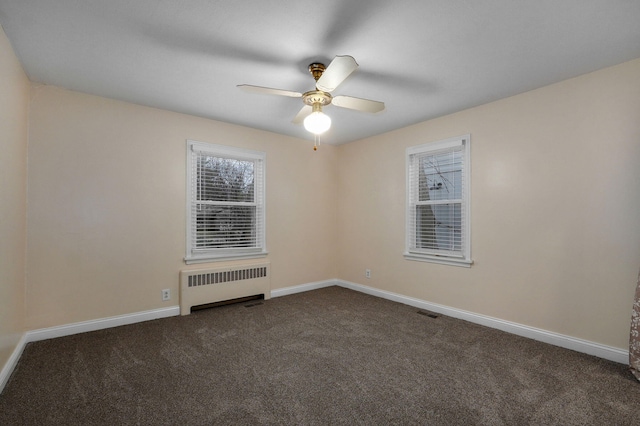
[
  {"xmin": 162, "ymin": 289, "xmax": 171, "ymax": 301},
  {"xmin": 365, "ymin": 269, "xmax": 371, "ymax": 279}
]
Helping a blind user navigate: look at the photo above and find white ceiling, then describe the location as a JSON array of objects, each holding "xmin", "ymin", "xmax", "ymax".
[{"xmin": 1, "ymin": 1, "xmax": 639, "ymax": 144}]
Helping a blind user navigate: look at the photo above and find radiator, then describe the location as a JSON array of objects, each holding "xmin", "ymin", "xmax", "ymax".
[{"xmin": 179, "ymin": 263, "xmax": 271, "ymax": 315}]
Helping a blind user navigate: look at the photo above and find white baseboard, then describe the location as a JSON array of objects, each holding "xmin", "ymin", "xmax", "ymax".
[
  {"xmin": 270, "ymin": 279, "xmax": 337, "ymax": 298},
  {"xmin": 25, "ymin": 306, "xmax": 180, "ymax": 343},
  {"xmin": 336, "ymin": 279, "xmax": 629, "ymax": 364},
  {"xmin": 0, "ymin": 333, "xmax": 28, "ymax": 394}
]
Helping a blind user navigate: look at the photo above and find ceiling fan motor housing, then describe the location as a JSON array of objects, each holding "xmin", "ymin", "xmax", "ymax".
[
  {"xmin": 305, "ymin": 62, "xmax": 332, "ymax": 107},
  {"xmin": 302, "ymin": 90, "xmax": 332, "ymax": 107}
]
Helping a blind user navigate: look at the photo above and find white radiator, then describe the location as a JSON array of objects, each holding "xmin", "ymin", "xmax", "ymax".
[{"xmin": 179, "ymin": 263, "xmax": 271, "ymax": 315}]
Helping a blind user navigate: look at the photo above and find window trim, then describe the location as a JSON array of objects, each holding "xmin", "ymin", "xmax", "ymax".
[
  {"xmin": 404, "ymin": 134, "xmax": 472, "ymax": 267},
  {"xmin": 185, "ymin": 140, "xmax": 267, "ymax": 264}
]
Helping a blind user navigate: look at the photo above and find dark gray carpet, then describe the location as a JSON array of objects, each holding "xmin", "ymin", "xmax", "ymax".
[{"xmin": 1, "ymin": 286, "xmax": 638, "ymax": 425}]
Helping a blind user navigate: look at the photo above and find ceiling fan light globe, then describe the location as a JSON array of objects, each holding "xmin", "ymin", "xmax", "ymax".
[{"xmin": 304, "ymin": 111, "xmax": 331, "ymax": 135}]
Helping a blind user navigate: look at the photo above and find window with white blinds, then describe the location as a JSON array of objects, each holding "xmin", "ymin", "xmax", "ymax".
[
  {"xmin": 185, "ymin": 140, "xmax": 266, "ymax": 263},
  {"xmin": 405, "ymin": 135, "xmax": 472, "ymax": 267}
]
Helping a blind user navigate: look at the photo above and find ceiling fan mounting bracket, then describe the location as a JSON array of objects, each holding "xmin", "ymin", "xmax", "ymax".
[
  {"xmin": 308, "ymin": 63, "xmax": 326, "ymax": 81},
  {"xmin": 302, "ymin": 90, "xmax": 332, "ymax": 106}
]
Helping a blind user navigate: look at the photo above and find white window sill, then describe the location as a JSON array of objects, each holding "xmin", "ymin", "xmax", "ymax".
[
  {"xmin": 185, "ymin": 251, "xmax": 268, "ymax": 265},
  {"xmin": 404, "ymin": 252, "xmax": 473, "ymax": 268}
]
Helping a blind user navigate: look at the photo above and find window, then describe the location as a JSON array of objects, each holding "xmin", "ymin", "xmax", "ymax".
[
  {"xmin": 186, "ymin": 140, "xmax": 266, "ymax": 263},
  {"xmin": 405, "ymin": 135, "xmax": 472, "ymax": 267}
]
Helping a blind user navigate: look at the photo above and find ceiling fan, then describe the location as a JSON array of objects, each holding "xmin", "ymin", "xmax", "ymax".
[{"xmin": 238, "ymin": 55, "xmax": 385, "ymax": 140}]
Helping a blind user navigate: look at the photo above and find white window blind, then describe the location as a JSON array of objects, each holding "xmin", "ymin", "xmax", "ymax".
[
  {"xmin": 405, "ymin": 135, "xmax": 471, "ymax": 267},
  {"xmin": 186, "ymin": 141, "xmax": 266, "ymax": 263}
]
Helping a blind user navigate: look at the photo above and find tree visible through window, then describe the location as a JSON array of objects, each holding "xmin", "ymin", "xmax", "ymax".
[
  {"xmin": 186, "ymin": 141, "xmax": 266, "ymax": 263},
  {"xmin": 195, "ymin": 156, "xmax": 256, "ymax": 248},
  {"xmin": 406, "ymin": 135, "xmax": 471, "ymax": 267}
]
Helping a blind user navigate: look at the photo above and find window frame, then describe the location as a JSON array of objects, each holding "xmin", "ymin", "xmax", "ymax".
[
  {"xmin": 404, "ymin": 134, "xmax": 472, "ymax": 267},
  {"xmin": 185, "ymin": 140, "xmax": 267, "ymax": 264}
]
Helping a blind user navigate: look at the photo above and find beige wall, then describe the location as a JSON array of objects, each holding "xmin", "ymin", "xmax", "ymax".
[
  {"xmin": 337, "ymin": 58, "xmax": 640, "ymax": 350},
  {"xmin": 0, "ymin": 26, "xmax": 29, "ymax": 367},
  {"xmin": 26, "ymin": 86, "xmax": 338, "ymax": 329}
]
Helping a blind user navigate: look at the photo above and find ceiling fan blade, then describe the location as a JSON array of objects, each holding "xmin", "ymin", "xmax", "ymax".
[
  {"xmin": 315, "ymin": 55, "xmax": 358, "ymax": 92},
  {"xmin": 237, "ymin": 84, "xmax": 302, "ymax": 98},
  {"xmin": 292, "ymin": 105, "xmax": 312, "ymax": 124},
  {"xmin": 332, "ymin": 95, "xmax": 385, "ymax": 113}
]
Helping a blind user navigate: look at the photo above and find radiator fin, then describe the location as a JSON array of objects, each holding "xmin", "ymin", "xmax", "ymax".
[{"xmin": 187, "ymin": 266, "xmax": 267, "ymax": 287}]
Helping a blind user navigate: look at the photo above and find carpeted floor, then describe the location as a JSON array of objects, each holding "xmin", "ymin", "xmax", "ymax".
[{"xmin": 1, "ymin": 286, "xmax": 638, "ymax": 425}]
